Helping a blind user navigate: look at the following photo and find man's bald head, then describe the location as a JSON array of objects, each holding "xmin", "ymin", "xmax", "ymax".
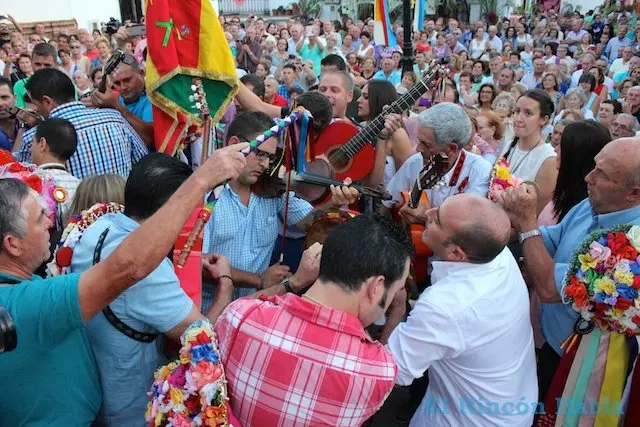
[
  {"xmin": 425, "ymin": 193, "xmax": 511, "ymax": 264},
  {"xmin": 601, "ymin": 138, "xmax": 640, "ymax": 186},
  {"xmin": 586, "ymin": 137, "xmax": 640, "ymax": 214}
]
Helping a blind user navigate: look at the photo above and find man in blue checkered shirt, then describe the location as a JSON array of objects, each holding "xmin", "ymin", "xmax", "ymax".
[
  {"xmin": 15, "ymin": 68, "xmax": 148, "ymax": 179},
  {"xmin": 201, "ymin": 111, "xmax": 360, "ymax": 310}
]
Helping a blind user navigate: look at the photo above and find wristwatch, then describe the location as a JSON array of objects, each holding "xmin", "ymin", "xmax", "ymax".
[
  {"xmin": 281, "ymin": 278, "xmax": 294, "ymax": 293},
  {"xmin": 518, "ymin": 228, "xmax": 541, "ymax": 244}
]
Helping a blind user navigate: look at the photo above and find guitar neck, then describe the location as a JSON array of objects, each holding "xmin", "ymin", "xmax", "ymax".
[
  {"xmin": 339, "ymin": 66, "xmax": 441, "ymax": 160},
  {"xmin": 408, "ymin": 180, "xmax": 422, "ymax": 209}
]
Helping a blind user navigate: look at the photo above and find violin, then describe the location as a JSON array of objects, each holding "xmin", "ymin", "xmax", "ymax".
[{"xmin": 253, "ymin": 164, "xmax": 391, "ymax": 203}]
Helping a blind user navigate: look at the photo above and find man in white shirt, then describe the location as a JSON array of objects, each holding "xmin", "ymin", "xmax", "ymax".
[
  {"xmin": 386, "ymin": 193, "xmax": 538, "ymax": 427},
  {"xmin": 381, "ymin": 103, "xmax": 492, "ymax": 216},
  {"xmin": 570, "ymin": 52, "xmax": 596, "ymax": 88},
  {"xmin": 486, "ymin": 26, "xmax": 503, "ymax": 53}
]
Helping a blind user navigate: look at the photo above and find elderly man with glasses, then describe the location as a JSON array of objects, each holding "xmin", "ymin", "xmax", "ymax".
[{"xmin": 611, "ymin": 113, "xmax": 640, "ymax": 139}]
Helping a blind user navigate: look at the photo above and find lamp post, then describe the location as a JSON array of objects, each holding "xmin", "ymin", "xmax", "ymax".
[{"xmin": 401, "ymin": 0, "xmax": 414, "ymax": 76}]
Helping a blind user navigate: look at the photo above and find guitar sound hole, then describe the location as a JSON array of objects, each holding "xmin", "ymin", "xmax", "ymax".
[{"xmin": 328, "ymin": 149, "xmax": 349, "ymax": 169}]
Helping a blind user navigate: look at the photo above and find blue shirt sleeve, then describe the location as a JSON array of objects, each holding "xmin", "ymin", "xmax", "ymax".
[
  {"xmin": 278, "ymin": 192, "xmax": 313, "ymax": 228},
  {"xmin": 14, "ymin": 126, "xmax": 36, "ymax": 163},
  {"xmin": 541, "ymin": 222, "xmax": 564, "ymax": 258},
  {"xmin": 123, "ymin": 260, "xmax": 194, "ymax": 333},
  {"xmin": 1, "ymin": 274, "xmax": 84, "ymax": 347}
]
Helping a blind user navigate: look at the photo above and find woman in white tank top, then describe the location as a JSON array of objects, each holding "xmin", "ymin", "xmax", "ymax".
[
  {"xmin": 470, "ymin": 27, "xmax": 488, "ymax": 60},
  {"xmin": 500, "ymin": 89, "xmax": 558, "ymax": 213}
]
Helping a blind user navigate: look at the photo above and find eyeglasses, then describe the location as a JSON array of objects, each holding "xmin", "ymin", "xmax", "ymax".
[
  {"xmin": 70, "ymin": 45, "xmax": 81, "ymax": 49},
  {"xmin": 253, "ymin": 147, "xmax": 278, "ymax": 163},
  {"xmin": 613, "ymin": 122, "xmax": 633, "ymax": 133}
]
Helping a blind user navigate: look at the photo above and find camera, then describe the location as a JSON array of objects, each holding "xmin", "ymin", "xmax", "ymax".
[
  {"xmin": 103, "ymin": 17, "xmax": 122, "ymax": 36},
  {"xmin": 0, "ymin": 306, "xmax": 16, "ymax": 353}
]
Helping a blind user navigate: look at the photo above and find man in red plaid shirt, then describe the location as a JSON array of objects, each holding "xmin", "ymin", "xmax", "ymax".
[{"xmin": 215, "ymin": 214, "xmax": 413, "ymax": 426}]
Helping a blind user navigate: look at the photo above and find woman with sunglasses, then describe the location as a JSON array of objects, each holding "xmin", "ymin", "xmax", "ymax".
[{"xmin": 69, "ymin": 40, "xmax": 91, "ymax": 75}]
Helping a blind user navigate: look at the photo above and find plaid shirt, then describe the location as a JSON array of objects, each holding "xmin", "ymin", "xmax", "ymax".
[
  {"xmin": 201, "ymin": 185, "xmax": 312, "ymax": 308},
  {"xmin": 214, "ymin": 293, "xmax": 397, "ymax": 426},
  {"xmin": 16, "ymin": 102, "xmax": 148, "ymax": 179}
]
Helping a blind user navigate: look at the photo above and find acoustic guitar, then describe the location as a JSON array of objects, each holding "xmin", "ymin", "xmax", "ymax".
[
  {"xmin": 313, "ymin": 59, "xmax": 448, "ymax": 183},
  {"xmin": 397, "ymin": 153, "xmax": 448, "ymax": 285}
]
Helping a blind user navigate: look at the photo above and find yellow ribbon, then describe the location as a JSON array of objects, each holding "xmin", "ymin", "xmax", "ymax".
[{"xmin": 594, "ymin": 332, "xmax": 628, "ymax": 427}]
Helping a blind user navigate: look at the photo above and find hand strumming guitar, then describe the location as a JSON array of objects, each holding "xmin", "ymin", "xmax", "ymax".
[{"xmin": 398, "ymin": 197, "xmax": 429, "ymax": 225}]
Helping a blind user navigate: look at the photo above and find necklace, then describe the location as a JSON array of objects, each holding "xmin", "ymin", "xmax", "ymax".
[
  {"xmin": 302, "ymin": 293, "xmax": 330, "ymax": 308},
  {"xmin": 508, "ymin": 139, "xmax": 543, "ymax": 176}
]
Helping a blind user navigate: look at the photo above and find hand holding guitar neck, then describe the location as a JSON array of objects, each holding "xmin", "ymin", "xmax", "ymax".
[{"xmin": 98, "ymin": 50, "xmax": 125, "ymax": 93}]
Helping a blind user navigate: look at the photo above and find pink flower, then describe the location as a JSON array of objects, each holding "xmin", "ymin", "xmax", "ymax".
[
  {"xmin": 192, "ymin": 361, "xmax": 222, "ymax": 389},
  {"xmin": 170, "ymin": 413, "xmax": 192, "ymax": 427},
  {"xmin": 590, "ymin": 242, "xmax": 612, "ymax": 262},
  {"xmin": 168, "ymin": 364, "xmax": 187, "ymax": 388},
  {"xmin": 605, "ymin": 255, "xmax": 621, "ymax": 269}
]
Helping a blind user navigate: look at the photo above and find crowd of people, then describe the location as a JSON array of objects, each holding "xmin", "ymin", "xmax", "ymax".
[{"xmin": 1, "ymin": 3, "xmax": 640, "ymax": 427}]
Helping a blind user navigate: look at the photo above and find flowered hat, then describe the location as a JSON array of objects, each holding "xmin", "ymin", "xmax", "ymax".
[
  {"xmin": 146, "ymin": 320, "xmax": 238, "ymax": 427},
  {"xmin": 0, "ymin": 162, "xmax": 58, "ymax": 219}
]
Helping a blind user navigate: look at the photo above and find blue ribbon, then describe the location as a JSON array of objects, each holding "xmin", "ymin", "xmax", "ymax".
[{"xmin": 297, "ymin": 112, "xmax": 310, "ymax": 174}]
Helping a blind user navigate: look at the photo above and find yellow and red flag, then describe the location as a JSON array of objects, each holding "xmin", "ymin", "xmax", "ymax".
[{"xmin": 145, "ymin": 0, "xmax": 238, "ymax": 155}]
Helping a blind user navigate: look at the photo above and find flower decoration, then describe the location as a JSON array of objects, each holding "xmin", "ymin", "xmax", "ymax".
[
  {"xmin": 488, "ymin": 158, "xmax": 524, "ymax": 202},
  {"xmin": 146, "ymin": 320, "xmax": 234, "ymax": 427},
  {"xmin": 562, "ymin": 224, "xmax": 640, "ymax": 335},
  {"xmin": 0, "ymin": 162, "xmax": 57, "ymax": 219},
  {"xmin": 0, "ymin": 149, "xmax": 15, "ymax": 166},
  {"xmin": 46, "ymin": 202, "xmax": 125, "ymax": 277}
]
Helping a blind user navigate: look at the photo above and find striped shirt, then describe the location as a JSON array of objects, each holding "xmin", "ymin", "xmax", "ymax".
[{"xmin": 16, "ymin": 102, "xmax": 148, "ymax": 179}]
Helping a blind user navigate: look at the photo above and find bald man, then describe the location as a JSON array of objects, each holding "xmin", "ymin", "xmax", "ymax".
[
  {"xmin": 499, "ymin": 137, "xmax": 640, "ymax": 400},
  {"xmin": 386, "ymin": 194, "xmax": 538, "ymax": 427}
]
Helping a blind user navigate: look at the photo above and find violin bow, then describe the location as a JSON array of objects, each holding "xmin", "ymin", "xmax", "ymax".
[{"xmin": 176, "ymin": 107, "xmax": 309, "ymax": 267}]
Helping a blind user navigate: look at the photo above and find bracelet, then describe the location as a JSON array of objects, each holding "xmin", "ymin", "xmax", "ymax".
[{"xmin": 218, "ymin": 275, "xmax": 233, "ymax": 283}]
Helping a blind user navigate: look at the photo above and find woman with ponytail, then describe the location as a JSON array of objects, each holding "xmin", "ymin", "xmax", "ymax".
[{"xmin": 500, "ymin": 89, "xmax": 558, "ymax": 213}]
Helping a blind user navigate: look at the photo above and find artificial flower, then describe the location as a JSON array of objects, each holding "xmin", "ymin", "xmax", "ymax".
[
  {"xmin": 204, "ymin": 405, "xmax": 227, "ymax": 426},
  {"xmin": 196, "ymin": 331, "xmax": 211, "ymax": 345},
  {"xmin": 169, "ymin": 364, "xmax": 187, "ymax": 388},
  {"xmin": 608, "ymin": 231, "xmax": 630, "ymax": 252},
  {"xmin": 169, "ymin": 413, "xmax": 192, "ymax": 427},
  {"xmin": 184, "ymin": 393, "xmax": 201, "ymax": 414},
  {"xmin": 615, "ymin": 271, "xmax": 635, "ymax": 286},
  {"xmin": 589, "ymin": 241, "xmax": 612, "ymax": 262},
  {"xmin": 620, "ymin": 244, "xmax": 639, "ymax": 261},
  {"xmin": 617, "ymin": 284, "xmax": 638, "ymax": 301},
  {"xmin": 615, "ymin": 298, "xmax": 633, "ymax": 311},
  {"xmin": 170, "ymin": 387, "xmax": 184, "ymax": 405},
  {"xmin": 565, "ymin": 277, "xmax": 589, "ymax": 309},
  {"xmin": 191, "ymin": 344, "xmax": 219, "ymax": 363},
  {"xmin": 495, "ymin": 165, "xmax": 510, "ymax": 180},
  {"xmin": 627, "ymin": 226, "xmax": 640, "ymax": 252},
  {"xmin": 605, "ymin": 255, "xmax": 621, "ymax": 270},
  {"xmin": 192, "ymin": 361, "xmax": 222, "ymax": 389},
  {"xmin": 579, "ymin": 253, "xmax": 599, "ymax": 272}
]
